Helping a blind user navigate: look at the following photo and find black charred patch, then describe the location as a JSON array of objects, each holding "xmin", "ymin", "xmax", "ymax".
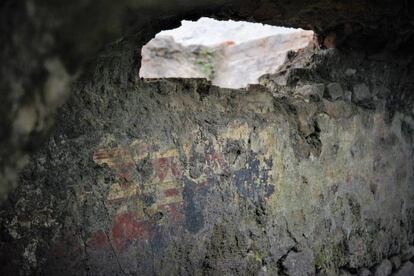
[
  {"xmin": 142, "ymin": 193, "xmax": 156, "ymax": 207},
  {"xmin": 401, "ymin": 120, "xmax": 413, "ymax": 144},
  {"xmin": 183, "ymin": 177, "xmax": 205, "ymax": 233},
  {"xmin": 232, "ymin": 151, "xmax": 274, "ymax": 203},
  {"xmin": 136, "ymin": 155, "xmax": 153, "ymax": 182}
]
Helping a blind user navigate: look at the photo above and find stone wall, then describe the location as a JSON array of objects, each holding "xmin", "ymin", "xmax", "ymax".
[
  {"xmin": 1, "ymin": 29, "xmax": 413, "ymax": 275},
  {"xmin": 1, "ymin": 0, "xmax": 414, "ymax": 200}
]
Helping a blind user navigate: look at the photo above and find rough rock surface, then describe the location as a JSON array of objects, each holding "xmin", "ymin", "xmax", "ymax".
[
  {"xmin": 214, "ymin": 30, "xmax": 313, "ymax": 89},
  {"xmin": 374, "ymin": 259, "xmax": 392, "ymax": 276},
  {"xmin": 140, "ymin": 18, "xmax": 314, "ymax": 89},
  {"xmin": 2, "ymin": 0, "xmax": 414, "ymax": 200},
  {"xmin": 1, "ymin": 25, "xmax": 414, "ymax": 275},
  {"xmin": 395, "ymin": 261, "xmax": 414, "ymax": 276}
]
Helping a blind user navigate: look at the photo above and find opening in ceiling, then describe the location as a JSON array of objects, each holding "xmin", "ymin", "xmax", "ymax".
[{"xmin": 140, "ymin": 17, "xmax": 314, "ymax": 89}]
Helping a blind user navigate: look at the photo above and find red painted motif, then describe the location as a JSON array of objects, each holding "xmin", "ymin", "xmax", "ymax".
[
  {"xmin": 93, "ymin": 147, "xmax": 136, "ymax": 182},
  {"xmin": 153, "ymin": 157, "xmax": 181, "ymax": 182},
  {"xmin": 205, "ymin": 151, "xmax": 226, "ymax": 173},
  {"xmin": 164, "ymin": 188, "xmax": 179, "ymax": 197},
  {"xmin": 89, "ymin": 139, "xmax": 228, "ymax": 253},
  {"xmin": 111, "ymin": 212, "xmax": 153, "ymax": 251}
]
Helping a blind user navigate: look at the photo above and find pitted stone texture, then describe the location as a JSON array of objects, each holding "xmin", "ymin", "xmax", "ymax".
[
  {"xmin": 390, "ymin": 255, "xmax": 402, "ymax": 271},
  {"xmin": 359, "ymin": 268, "xmax": 372, "ymax": 276},
  {"xmin": 401, "ymin": 246, "xmax": 414, "ymax": 262},
  {"xmin": 296, "ymin": 84, "xmax": 325, "ymax": 101},
  {"xmin": 395, "ymin": 262, "xmax": 414, "ymax": 276},
  {"xmin": 374, "ymin": 259, "xmax": 392, "ymax": 276},
  {"xmin": 0, "ymin": 37, "xmax": 413, "ymax": 275},
  {"xmin": 2, "ymin": 0, "xmax": 414, "ymax": 201},
  {"xmin": 283, "ymin": 249, "xmax": 315, "ymax": 276},
  {"xmin": 326, "ymin": 82, "xmax": 344, "ymax": 101},
  {"xmin": 352, "ymin": 84, "xmax": 371, "ymax": 104}
]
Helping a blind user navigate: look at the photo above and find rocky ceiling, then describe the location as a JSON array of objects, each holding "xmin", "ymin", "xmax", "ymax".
[
  {"xmin": 0, "ymin": 0, "xmax": 413, "ymax": 199},
  {"xmin": 1, "ymin": 1, "xmax": 414, "ymax": 275},
  {"xmin": 24, "ymin": 0, "xmax": 414, "ymax": 68}
]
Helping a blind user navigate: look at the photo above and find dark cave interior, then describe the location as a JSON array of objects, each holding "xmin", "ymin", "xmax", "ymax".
[{"xmin": 1, "ymin": 1, "xmax": 414, "ymax": 275}]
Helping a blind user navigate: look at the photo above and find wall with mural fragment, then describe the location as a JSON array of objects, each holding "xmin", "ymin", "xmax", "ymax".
[{"xmin": 1, "ymin": 36, "xmax": 414, "ymax": 275}]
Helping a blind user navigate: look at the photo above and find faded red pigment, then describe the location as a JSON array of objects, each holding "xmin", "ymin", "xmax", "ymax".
[
  {"xmin": 153, "ymin": 157, "xmax": 181, "ymax": 182},
  {"xmin": 87, "ymin": 141, "xmax": 227, "ymax": 253},
  {"xmin": 111, "ymin": 212, "xmax": 153, "ymax": 251},
  {"xmin": 164, "ymin": 188, "xmax": 179, "ymax": 197}
]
